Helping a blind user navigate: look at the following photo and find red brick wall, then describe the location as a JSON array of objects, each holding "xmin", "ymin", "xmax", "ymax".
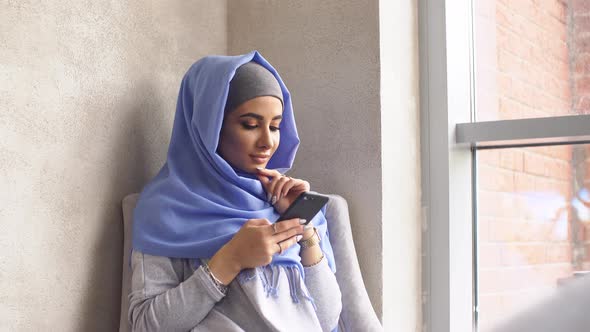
[
  {"xmin": 571, "ymin": 0, "xmax": 590, "ymax": 114},
  {"xmin": 570, "ymin": 0, "xmax": 590, "ymax": 272},
  {"xmin": 474, "ymin": 0, "xmax": 590, "ymax": 330}
]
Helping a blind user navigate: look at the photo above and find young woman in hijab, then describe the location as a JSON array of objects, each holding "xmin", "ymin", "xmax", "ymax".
[{"xmin": 128, "ymin": 51, "xmax": 342, "ymax": 332}]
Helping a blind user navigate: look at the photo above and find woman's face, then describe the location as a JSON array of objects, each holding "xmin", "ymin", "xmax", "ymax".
[{"xmin": 217, "ymin": 96, "xmax": 283, "ymax": 173}]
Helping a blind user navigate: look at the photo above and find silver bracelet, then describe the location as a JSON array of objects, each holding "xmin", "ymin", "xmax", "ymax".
[
  {"xmin": 201, "ymin": 261, "xmax": 228, "ymax": 295},
  {"xmin": 302, "ymin": 253, "xmax": 324, "ymax": 267}
]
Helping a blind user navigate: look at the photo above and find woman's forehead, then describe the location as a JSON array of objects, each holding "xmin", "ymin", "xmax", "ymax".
[{"xmin": 232, "ymin": 96, "xmax": 283, "ymax": 119}]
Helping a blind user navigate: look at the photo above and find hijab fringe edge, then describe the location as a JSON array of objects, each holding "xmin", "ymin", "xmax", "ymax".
[{"xmin": 236, "ymin": 263, "xmax": 317, "ymax": 311}]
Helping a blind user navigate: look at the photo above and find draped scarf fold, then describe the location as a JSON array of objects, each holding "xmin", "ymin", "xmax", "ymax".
[{"xmin": 131, "ymin": 50, "xmax": 336, "ymax": 287}]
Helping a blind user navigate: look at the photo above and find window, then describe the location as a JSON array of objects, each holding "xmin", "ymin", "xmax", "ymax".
[{"xmin": 420, "ymin": 0, "xmax": 590, "ymax": 331}]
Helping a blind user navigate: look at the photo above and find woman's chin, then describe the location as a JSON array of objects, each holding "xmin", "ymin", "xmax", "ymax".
[
  {"xmin": 230, "ymin": 158, "xmax": 270, "ymax": 174},
  {"xmin": 250, "ymin": 163, "xmax": 267, "ymax": 172},
  {"xmin": 235, "ymin": 163, "xmax": 266, "ymax": 175}
]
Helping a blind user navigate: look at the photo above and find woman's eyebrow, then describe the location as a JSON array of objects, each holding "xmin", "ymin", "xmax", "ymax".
[{"xmin": 239, "ymin": 113, "xmax": 283, "ymax": 120}]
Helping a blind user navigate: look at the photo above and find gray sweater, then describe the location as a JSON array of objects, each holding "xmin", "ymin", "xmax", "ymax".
[{"xmin": 128, "ymin": 250, "xmax": 342, "ymax": 332}]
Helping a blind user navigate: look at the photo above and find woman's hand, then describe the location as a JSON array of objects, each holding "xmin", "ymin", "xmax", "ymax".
[
  {"xmin": 256, "ymin": 167, "xmax": 311, "ymax": 215},
  {"xmin": 208, "ymin": 218, "xmax": 304, "ymax": 284}
]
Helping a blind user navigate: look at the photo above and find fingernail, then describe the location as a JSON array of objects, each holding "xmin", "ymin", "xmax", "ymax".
[
  {"xmin": 256, "ymin": 167, "xmax": 263, "ymax": 171},
  {"xmin": 304, "ymin": 224, "xmax": 313, "ymax": 230},
  {"xmin": 299, "ymin": 219, "xmax": 307, "ymax": 225},
  {"xmin": 271, "ymin": 195, "xmax": 277, "ymax": 205},
  {"xmin": 296, "ymin": 235, "xmax": 303, "ymax": 242}
]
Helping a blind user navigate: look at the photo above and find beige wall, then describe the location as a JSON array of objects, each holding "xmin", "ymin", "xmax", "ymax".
[{"xmin": 0, "ymin": 1, "xmax": 226, "ymax": 330}]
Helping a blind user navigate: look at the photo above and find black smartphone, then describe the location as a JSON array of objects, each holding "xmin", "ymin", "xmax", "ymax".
[{"xmin": 276, "ymin": 192, "xmax": 329, "ymax": 225}]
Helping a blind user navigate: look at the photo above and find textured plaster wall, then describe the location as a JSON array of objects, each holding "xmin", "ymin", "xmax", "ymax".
[
  {"xmin": 0, "ymin": 1, "xmax": 226, "ymax": 330},
  {"xmin": 227, "ymin": 0, "xmax": 385, "ymax": 321}
]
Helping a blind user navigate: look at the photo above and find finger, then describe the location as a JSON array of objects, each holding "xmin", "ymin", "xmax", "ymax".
[
  {"xmin": 257, "ymin": 168, "xmax": 285, "ymax": 186},
  {"xmin": 267, "ymin": 175, "xmax": 287, "ymax": 204},
  {"xmin": 290, "ymin": 179, "xmax": 311, "ymax": 193},
  {"xmin": 266, "ymin": 176, "xmax": 278, "ymax": 202},
  {"xmin": 277, "ymin": 235, "xmax": 300, "ymax": 253},
  {"xmin": 273, "ymin": 218, "xmax": 303, "ymax": 233},
  {"xmin": 257, "ymin": 174, "xmax": 273, "ymax": 201},
  {"xmin": 279, "ymin": 179, "xmax": 298, "ymax": 200},
  {"xmin": 273, "ymin": 225, "xmax": 304, "ymax": 243},
  {"xmin": 256, "ymin": 167, "xmax": 283, "ymax": 178},
  {"xmin": 256, "ymin": 172, "xmax": 280, "ymax": 202},
  {"xmin": 257, "ymin": 174, "xmax": 271, "ymax": 187},
  {"xmin": 272, "ymin": 176, "xmax": 291, "ymax": 202},
  {"xmin": 300, "ymin": 180, "xmax": 311, "ymax": 192},
  {"xmin": 265, "ymin": 219, "xmax": 301, "ymax": 237}
]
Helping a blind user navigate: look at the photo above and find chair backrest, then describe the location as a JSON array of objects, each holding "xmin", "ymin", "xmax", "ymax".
[
  {"xmin": 119, "ymin": 193, "xmax": 382, "ymax": 332},
  {"xmin": 324, "ymin": 195, "xmax": 382, "ymax": 332}
]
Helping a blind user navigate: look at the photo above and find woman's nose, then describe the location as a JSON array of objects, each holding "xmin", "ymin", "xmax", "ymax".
[{"xmin": 257, "ymin": 128, "xmax": 273, "ymax": 149}]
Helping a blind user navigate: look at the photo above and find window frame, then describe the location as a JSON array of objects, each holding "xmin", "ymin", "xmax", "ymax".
[
  {"xmin": 419, "ymin": 0, "xmax": 475, "ymax": 331},
  {"xmin": 419, "ymin": 1, "xmax": 590, "ymax": 331},
  {"xmin": 456, "ymin": 115, "xmax": 590, "ymax": 149}
]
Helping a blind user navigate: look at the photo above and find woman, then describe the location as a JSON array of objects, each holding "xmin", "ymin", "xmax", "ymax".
[{"xmin": 128, "ymin": 50, "xmax": 342, "ymax": 332}]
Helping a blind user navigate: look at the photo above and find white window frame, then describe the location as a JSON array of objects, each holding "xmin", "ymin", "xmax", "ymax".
[
  {"xmin": 419, "ymin": 1, "xmax": 590, "ymax": 332},
  {"xmin": 420, "ymin": 0, "xmax": 475, "ymax": 331}
]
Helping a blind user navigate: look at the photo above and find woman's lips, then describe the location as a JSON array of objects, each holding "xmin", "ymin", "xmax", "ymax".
[{"xmin": 250, "ymin": 155, "xmax": 270, "ymax": 164}]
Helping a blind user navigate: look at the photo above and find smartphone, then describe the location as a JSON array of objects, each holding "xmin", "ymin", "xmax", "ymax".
[{"xmin": 276, "ymin": 192, "xmax": 329, "ymax": 225}]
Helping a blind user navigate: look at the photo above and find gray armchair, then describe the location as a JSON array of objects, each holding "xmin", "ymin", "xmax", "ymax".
[{"xmin": 119, "ymin": 193, "xmax": 383, "ymax": 331}]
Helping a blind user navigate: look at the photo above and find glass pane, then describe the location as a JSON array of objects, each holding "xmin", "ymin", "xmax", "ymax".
[
  {"xmin": 477, "ymin": 144, "xmax": 590, "ymax": 331},
  {"xmin": 473, "ymin": 0, "xmax": 588, "ymax": 121}
]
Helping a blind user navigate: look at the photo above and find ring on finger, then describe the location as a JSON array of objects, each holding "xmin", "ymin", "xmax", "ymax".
[{"xmin": 277, "ymin": 242, "xmax": 283, "ymax": 255}]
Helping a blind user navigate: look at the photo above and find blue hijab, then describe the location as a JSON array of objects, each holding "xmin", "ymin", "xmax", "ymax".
[{"xmin": 131, "ymin": 50, "xmax": 336, "ymax": 279}]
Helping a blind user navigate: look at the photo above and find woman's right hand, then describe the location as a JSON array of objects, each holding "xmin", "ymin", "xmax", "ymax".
[{"xmin": 207, "ymin": 218, "xmax": 305, "ymax": 285}]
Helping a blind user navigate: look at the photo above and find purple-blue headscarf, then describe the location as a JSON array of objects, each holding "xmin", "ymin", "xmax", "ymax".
[{"xmin": 131, "ymin": 50, "xmax": 336, "ymax": 277}]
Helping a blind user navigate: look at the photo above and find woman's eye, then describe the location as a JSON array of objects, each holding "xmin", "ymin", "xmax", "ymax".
[
  {"xmin": 241, "ymin": 123, "xmax": 257, "ymax": 130},
  {"xmin": 270, "ymin": 126, "xmax": 281, "ymax": 132}
]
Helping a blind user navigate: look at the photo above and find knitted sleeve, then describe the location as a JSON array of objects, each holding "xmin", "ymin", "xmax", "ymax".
[
  {"xmin": 304, "ymin": 257, "xmax": 343, "ymax": 332},
  {"xmin": 128, "ymin": 250, "xmax": 225, "ymax": 331}
]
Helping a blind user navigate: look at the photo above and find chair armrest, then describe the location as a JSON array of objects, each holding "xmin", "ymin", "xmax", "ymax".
[{"xmin": 325, "ymin": 194, "xmax": 382, "ymax": 331}]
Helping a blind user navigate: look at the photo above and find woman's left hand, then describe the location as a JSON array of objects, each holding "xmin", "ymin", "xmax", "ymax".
[{"xmin": 256, "ymin": 167, "xmax": 310, "ymax": 215}]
